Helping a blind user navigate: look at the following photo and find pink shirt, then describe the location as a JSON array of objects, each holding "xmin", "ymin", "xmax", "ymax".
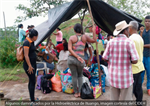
[
  {"xmin": 103, "ymin": 34, "xmax": 139, "ymax": 89},
  {"xmin": 56, "ymin": 31, "xmax": 63, "ymax": 41}
]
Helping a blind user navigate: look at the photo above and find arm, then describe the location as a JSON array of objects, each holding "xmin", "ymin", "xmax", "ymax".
[
  {"xmin": 144, "ymin": 44, "xmax": 150, "ymax": 48},
  {"xmin": 53, "ymin": 32, "xmax": 59, "ymax": 36},
  {"xmin": 24, "ymin": 47, "xmax": 34, "ymax": 74},
  {"xmin": 88, "ymin": 47, "xmax": 92, "ymax": 61},
  {"xmin": 131, "ymin": 60, "xmax": 138, "ymax": 64},
  {"xmin": 140, "ymin": 26, "xmax": 144, "ymax": 37},
  {"xmin": 25, "ymin": 32, "xmax": 29, "ymax": 37},
  {"xmin": 45, "ymin": 47, "xmax": 55, "ymax": 57},
  {"xmin": 86, "ymin": 26, "xmax": 97, "ymax": 43}
]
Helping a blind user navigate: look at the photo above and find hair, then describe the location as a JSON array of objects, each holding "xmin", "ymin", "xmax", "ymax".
[
  {"xmin": 145, "ymin": 15, "xmax": 150, "ymax": 19},
  {"xmin": 27, "ymin": 25, "xmax": 31, "ymax": 29},
  {"xmin": 101, "ymin": 51, "xmax": 104, "ymax": 56},
  {"xmin": 85, "ymin": 43, "xmax": 89, "ymax": 49},
  {"xmin": 63, "ymin": 38, "xmax": 67, "ymax": 43},
  {"xmin": 129, "ymin": 21, "xmax": 139, "ymax": 31},
  {"xmin": 107, "ymin": 34, "xmax": 111, "ymax": 37},
  {"xmin": 63, "ymin": 42, "xmax": 68, "ymax": 51},
  {"xmin": 74, "ymin": 23, "xmax": 83, "ymax": 33},
  {"xmin": 119, "ymin": 27, "xmax": 128, "ymax": 34},
  {"xmin": 29, "ymin": 29, "xmax": 38, "ymax": 38},
  {"xmin": 30, "ymin": 25, "xmax": 35, "ymax": 28},
  {"xmin": 94, "ymin": 50, "xmax": 97, "ymax": 55},
  {"xmin": 19, "ymin": 24, "xmax": 23, "ymax": 28},
  {"xmin": 57, "ymin": 27, "xmax": 61, "ymax": 30}
]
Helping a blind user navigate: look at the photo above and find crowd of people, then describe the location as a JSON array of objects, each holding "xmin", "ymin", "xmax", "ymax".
[{"xmin": 20, "ymin": 15, "xmax": 150, "ymax": 105}]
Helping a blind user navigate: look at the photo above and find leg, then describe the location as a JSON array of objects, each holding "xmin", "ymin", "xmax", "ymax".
[
  {"xmin": 110, "ymin": 86, "xmax": 120, "ymax": 100},
  {"xmin": 141, "ymin": 57, "xmax": 146, "ymax": 84},
  {"xmin": 68, "ymin": 57, "xmax": 78, "ymax": 94},
  {"xmin": 135, "ymin": 72, "xmax": 143, "ymax": 106},
  {"xmin": 145, "ymin": 57, "xmax": 150, "ymax": 90},
  {"xmin": 120, "ymin": 85, "xmax": 133, "ymax": 100},
  {"xmin": 76, "ymin": 61, "xmax": 84, "ymax": 94}
]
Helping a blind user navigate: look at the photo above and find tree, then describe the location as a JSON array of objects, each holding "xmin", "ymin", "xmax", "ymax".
[
  {"xmin": 103, "ymin": 0, "xmax": 150, "ymax": 19},
  {"xmin": 15, "ymin": 0, "xmax": 65, "ymax": 23}
]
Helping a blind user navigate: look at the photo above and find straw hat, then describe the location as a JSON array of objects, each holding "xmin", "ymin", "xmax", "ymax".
[{"xmin": 113, "ymin": 20, "xmax": 131, "ymax": 36}]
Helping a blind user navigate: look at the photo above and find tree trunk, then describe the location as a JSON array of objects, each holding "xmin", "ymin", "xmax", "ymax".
[{"xmin": 46, "ymin": 35, "xmax": 50, "ymax": 46}]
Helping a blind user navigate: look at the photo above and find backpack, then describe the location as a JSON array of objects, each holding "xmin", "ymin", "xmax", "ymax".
[
  {"xmin": 41, "ymin": 74, "xmax": 54, "ymax": 94},
  {"xmin": 36, "ymin": 75, "xmax": 43, "ymax": 90},
  {"xmin": 16, "ymin": 46, "xmax": 24, "ymax": 61},
  {"xmin": 16, "ymin": 41, "xmax": 31, "ymax": 61}
]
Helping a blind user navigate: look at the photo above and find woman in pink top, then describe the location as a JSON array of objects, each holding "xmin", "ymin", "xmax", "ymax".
[{"xmin": 53, "ymin": 28, "xmax": 63, "ymax": 45}]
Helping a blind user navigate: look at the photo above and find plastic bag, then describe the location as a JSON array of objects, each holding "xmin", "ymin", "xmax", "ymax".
[
  {"xmin": 81, "ymin": 82, "xmax": 94, "ymax": 99},
  {"xmin": 51, "ymin": 71, "xmax": 62, "ymax": 92},
  {"xmin": 60, "ymin": 73, "xmax": 74, "ymax": 94},
  {"xmin": 92, "ymin": 84, "xmax": 102, "ymax": 99}
]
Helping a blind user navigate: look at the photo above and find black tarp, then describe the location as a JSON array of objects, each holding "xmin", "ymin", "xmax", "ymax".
[{"xmin": 35, "ymin": 0, "xmax": 142, "ymax": 46}]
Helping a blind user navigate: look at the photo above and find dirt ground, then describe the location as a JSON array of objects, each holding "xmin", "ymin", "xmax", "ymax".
[{"xmin": 0, "ymin": 73, "xmax": 150, "ymax": 106}]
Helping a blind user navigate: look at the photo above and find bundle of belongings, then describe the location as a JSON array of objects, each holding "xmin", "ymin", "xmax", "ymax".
[{"xmin": 36, "ymin": 60, "xmax": 109, "ymax": 99}]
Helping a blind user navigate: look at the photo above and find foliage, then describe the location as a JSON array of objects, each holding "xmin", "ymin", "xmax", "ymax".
[
  {"xmin": 15, "ymin": 0, "xmax": 65, "ymax": 23},
  {"xmin": 103, "ymin": 0, "xmax": 150, "ymax": 19},
  {"xmin": 0, "ymin": 27, "xmax": 19, "ymax": 68}
]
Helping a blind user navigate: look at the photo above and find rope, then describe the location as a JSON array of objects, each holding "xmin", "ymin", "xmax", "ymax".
[
  {"xmin": 0, "ymin": 61, "xmax": 22, "ymax": 88},
  {"xmin": 86, "ymin": 0, "xmax": 103, "ymax": 94}
]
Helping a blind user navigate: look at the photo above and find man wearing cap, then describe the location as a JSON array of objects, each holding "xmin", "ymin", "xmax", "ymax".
[
  {"xmin": 103, "ymin": 20, "xmax": 139, "ymax": 100},
  {"xmin": 128, "ymin": 21, "xmax": 144, "ymax": 105}
]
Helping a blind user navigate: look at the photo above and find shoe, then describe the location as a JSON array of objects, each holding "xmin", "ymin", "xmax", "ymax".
[{"xmin": 148, "ymin": 89, "xmax": 150, "ymax": 96}]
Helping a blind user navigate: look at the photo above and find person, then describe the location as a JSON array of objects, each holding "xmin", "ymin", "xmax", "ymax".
[
  {"xmin": 31, "ymin": 25, "xmax": 35, "ymax": 29},
  {"xmin": 26, "ymin": 25, "xmax": 31, "ymax": 33},
  {"xmin": 140, "ymin": 15, "xmax": 150, "ymax": 96},
  {"xmin": 53, "ymin": 28, "xmax": 63, "ymax": 45},
  {"xmin": 104, "ymin": 34, "xmax": 112, "ymax": 49},
  {"xmin": 52, "ymin": 38, "xmax": 67, "ymax": 56},
  {"xmin": 96, "ymin": 25, "xmax": 102, "ymax": 40},
  {"xmin": 36, "ymin": 51, "xmax": 55, "ymax": 73},
  {"xmin": 68, "ymin": 23, "xmax": 96, "ymax": 98},
  {"xmin": 84, "ymin": 43, "xmax": 93, "ymax": 66},
  {"xmin": 23, "ymin": 29, "xmax": 38, "ymax": 102},
  {"xmin": 45, "ymin": 42, "xmax": 58, "ymax": 61},
  {"xmin": 103, "ymin": 20, "xmax": 139, "ymax": 100},
  {"xmin": 128, "ymin": 21, "xmax": 145, "ymax": 105},
  {"xmin": 57, "ymin": 42, "xmax": 70, "ymax": 73},
  {"xmin": 92, "ymin": 50, "xmax": 108, "ymax": 67},
  {"xmin": 19, "ymin": 24, "xmax": 28, "ymax": 42}
]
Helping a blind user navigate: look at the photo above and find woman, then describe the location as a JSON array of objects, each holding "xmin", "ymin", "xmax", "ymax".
[
  {"xmin": 45, "ymin": 42, "xmax": 58, "ymax": 61},
  {"xmin": 68, "ymin": 23, "xmax": 96, "ymax": 98},
  {"xmin": 53, "ymin": 28, "xmax": 63, "ymax": 45},
  {"xmin": 23, "ymin": 29, "xmax": 38, "ymax": 102},
  {"xmin": 57, "ymin": 42, "xmax": 70, "ymax": 73}
]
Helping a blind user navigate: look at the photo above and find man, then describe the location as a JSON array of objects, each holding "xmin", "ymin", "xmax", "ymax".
[
  {"xmin": 53, "ymin": 28, "xmax": 63, "ymax": 45},
  {"xmin": 129, "ymin": 21, "xmax": 145, "ymax": 105},
  {"xmin": 140, "ymin": 15, "xmax": 150, "ymax": 96},
  {"xmin": 103, "ymin": 20, "xmax": 139, "ymax": 100}
]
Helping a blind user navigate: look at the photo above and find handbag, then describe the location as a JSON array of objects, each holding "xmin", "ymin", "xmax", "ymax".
[{"xmin": 43, "ymin": 53, "xmax": 54, "ymax": 63}]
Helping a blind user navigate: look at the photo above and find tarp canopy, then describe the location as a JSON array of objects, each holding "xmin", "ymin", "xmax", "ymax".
[{"xmin": 35, "ymin": 0, "xmax": 142, "ymax": 46}]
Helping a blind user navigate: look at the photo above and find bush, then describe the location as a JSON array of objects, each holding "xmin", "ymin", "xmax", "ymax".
[{"xmin": 0, "ymin": 34, "xmax": 19, "ymax": 68}]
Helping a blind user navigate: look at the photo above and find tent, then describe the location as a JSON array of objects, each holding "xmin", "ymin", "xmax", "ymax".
[{"xmin": 35, "ymin": 0, "xmax": 142, "ymax": 46}]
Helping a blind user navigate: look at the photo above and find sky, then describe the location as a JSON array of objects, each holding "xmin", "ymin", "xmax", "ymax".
[{"xmin": 0, "ymin": 0, "xmax": 48, "ymax": 30}]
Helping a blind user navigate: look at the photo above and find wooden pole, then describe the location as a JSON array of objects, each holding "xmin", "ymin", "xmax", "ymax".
[
  {"xmin": 3, "ymin": 12, "xmax": 6, "ymax": 36},
  {"xmin": 86, "ymin": 0, "xmax": 103, "ymax": 94}
]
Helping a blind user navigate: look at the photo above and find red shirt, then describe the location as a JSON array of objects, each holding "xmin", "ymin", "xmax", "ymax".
[
  {"xmin": 56, "ymin": 43, "xmax": 64, "ymax": 53},
  {"xmin": 26, "ymin": 30, "xmax": 29, "ymax": 33}
]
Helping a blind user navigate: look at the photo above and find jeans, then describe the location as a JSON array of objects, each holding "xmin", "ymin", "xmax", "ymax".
[
  {"xmin": 141, "ymin": 57, "xmax": 150, "ymax": 89},
  {"xmin": 57, "ymin": 41, "xmax": 62, "ymax": 45}
]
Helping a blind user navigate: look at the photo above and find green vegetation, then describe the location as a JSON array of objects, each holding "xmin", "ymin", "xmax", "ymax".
[{"xmin": 0, "ymin": 64, "xmax": 26, "ymax": 82}]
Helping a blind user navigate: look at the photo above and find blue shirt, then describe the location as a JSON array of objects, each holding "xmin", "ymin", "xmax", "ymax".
[
  {"xmin": 19, "ymin": 28, "xmax": 26, "ymax": 42},
  {"xmin": 142, "ymin": 29, "xmax": 150, "ymax": 57}
]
